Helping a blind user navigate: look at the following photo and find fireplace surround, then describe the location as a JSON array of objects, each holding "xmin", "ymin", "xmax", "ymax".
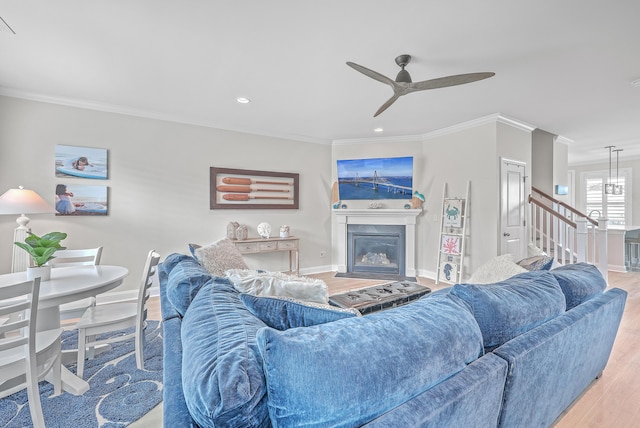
[{"xmin": 334, "ymin": 209, "xmax": 421, "ymax": 278}]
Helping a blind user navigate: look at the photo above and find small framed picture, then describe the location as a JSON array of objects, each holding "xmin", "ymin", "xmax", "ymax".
[
  {"xmin": 210, "ymin": 167, "xmax": 299, "ymax": 209},
  {"xmin": 441, "ymin": 235, "xmax": 461, "ymax": 255},
  {"xmin": 55, "ymin": 145, "xmax": 108, "ymax": 180},
  {"xmin": 440, "ymin": 261, "xmax": 458, "ymax": 282},
  {"xmin": 55, "ymin": 184, "xmax": 108, "ymax": 216},
  {"xmin": 443, "ymin": 199, "xmax": 463, "ymax": 228}
]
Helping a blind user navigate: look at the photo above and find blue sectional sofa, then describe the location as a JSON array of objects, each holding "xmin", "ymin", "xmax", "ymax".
[{"xmin": 159, "ymin": 253, "xmax": 627, "ymax": 428}]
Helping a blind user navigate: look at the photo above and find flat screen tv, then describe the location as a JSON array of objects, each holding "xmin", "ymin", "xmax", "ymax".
[{"xmin": 337, "ymin": 156, "xmax": 413, "ymax": 200}]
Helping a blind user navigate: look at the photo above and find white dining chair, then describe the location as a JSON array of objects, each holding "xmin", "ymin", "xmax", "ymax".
[
  {"xmin": 49, "ymin": 247, "xmax": 103, "ymax": 268},
  {"xmin": 0, "ymin": 277, "xmax": 63, "ymax": 428},
  {"xmin": 49, "ymin": 247, "xmax": 103, "ymax": 321},
  {"xmin": 76, "ymin": 250, "xmax": 160, "ymax": 378}
]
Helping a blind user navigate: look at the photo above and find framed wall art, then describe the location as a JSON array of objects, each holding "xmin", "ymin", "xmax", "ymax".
[
  {"xmin": 443, "ymin": 198, "xmax": 463, "ymax": 228},
  {"xmin": 210, "ymin": 167, "xmax": 299, "ymax": 209},
  {"xmin": 55, "ymin": 183, "xmax": 108, "ymax": 216},
  {"xmin": 55, "ymin": 144, "xmax": 108, "ymax": 180},
  {"xmin": 441, "ymin": 234, "xmax": 461, "ymax": 255}
]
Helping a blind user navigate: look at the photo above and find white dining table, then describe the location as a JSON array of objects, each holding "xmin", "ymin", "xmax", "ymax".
[{"xmin": 0, "ymin": 265, "xmax": 128, "ymax": 395}]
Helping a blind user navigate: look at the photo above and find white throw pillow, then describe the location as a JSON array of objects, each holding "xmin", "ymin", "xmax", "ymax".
[
  {"xmin": 194, "ymin": 238, "xmax": 249, "ymax": 277},
  {"xmin": 225, "ymin": 269, "xmax": 329, "ymax": 304},
  {"xmin": 468, "ymin": 254, "xmax": 527, "ymax": 284}
]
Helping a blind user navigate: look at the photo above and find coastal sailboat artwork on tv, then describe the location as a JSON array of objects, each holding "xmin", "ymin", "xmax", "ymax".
[{"xmin": 337, "ymin": 156, "xmax": 413, "ymax": 200}]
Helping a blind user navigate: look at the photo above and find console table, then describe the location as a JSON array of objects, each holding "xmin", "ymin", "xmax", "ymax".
[{"xmin": 233, "ymin": 236, "xmax": 299, "ymax": 275}]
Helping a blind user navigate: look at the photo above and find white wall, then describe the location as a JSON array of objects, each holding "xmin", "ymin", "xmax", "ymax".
[
  {"xmin": 553, "ymin": 141, "xmax": 569, "ymax": 203},
  {"xmin": 0, "ymin": 96, "xmax": 333, "ymax": 291},
  {"xmin": 531, "ymin": 129, "xmax": 555, "ymax": 194}
]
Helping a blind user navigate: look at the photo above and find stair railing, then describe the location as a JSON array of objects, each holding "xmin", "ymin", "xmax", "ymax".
[{"xmin": 528, "ymin": 187, "xmax": 608, "ymax": 279}]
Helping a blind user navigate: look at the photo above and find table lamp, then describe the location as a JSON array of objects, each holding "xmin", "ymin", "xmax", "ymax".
[{"xmin": 0, "ymin": 186, "xmax": 54, "ymax": 272}]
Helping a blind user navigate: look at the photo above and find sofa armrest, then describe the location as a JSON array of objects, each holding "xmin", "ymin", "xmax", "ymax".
[
  {"xmin": 160, "ymin": 265, "xmax": 198, "ymax": 427},
  {"xmin": 493, "ymin": 288, "xmax": 627, "ymax": 428}
]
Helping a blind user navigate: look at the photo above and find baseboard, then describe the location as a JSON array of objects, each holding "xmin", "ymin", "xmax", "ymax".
[
  {"xmin": 608, "ymin": 264, "xmax": 627, "ymax": 273},
  {"xmin": 299, "ymin": 264, "xmax": 335, "ymax": 275}
]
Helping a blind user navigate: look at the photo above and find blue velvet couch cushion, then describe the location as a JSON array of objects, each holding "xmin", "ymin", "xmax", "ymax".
[
  {"xmin": 161, "ymin": 252, "xmax": 215, "ymax": 316},
  {"xmin": 450, "ymin": 270, "xmax": 566, "ymax": 351},
  {"xmin": 256, "ymin": 293, "xmax": 484, "ymax": 427},
  {"xmin": 550, "ymin": 262, "xmax": 607, "ymax": 310},
  {"xmin": 240, "ymin": 294, "xmax": 359, "ymax": 330},
  {"xmin": 181, "ymin": 281, "xmax": 270, "ymax": 428}
]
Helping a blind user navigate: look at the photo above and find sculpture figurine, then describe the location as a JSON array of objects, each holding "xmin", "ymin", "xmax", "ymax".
[
  {"xmin": 226, "ymin": 221, "xmax": 239, "ymax": 240},
  {"xmin": 235, "ymin": 225, "xmax": 248, "ymax": 240},
  {"xmin": 411, "ymin": 190, "xmax": 425, "ymax": 209}
]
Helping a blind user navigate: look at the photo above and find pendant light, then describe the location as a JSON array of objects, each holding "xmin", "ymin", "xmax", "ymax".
[
  {"xmin": 613, "ymin": 148, "xmax": 623, "ymax": 195},
  {"xmin": 604, "ymin": 146, "xmax": 615, "ymax": 194}
]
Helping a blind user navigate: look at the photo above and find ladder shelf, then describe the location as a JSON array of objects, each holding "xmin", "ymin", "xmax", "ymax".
[{"xmin": 436, "ymin": 181, "xmax": 470, "ymax": 284}]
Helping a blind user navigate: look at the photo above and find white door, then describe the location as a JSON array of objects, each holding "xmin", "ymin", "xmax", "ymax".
[{"xmin": 500, "ymin": 159, "xmax": 527, "ymax": 259}]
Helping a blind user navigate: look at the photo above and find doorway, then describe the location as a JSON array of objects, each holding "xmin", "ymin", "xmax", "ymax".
[{"xmin": 500, "ymin": 158, "xmax": 527, "ymax": 259}]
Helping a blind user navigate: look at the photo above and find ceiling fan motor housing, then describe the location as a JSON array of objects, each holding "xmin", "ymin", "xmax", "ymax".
[{"xmin": 395, "ymin": 54, "xmax": 412, "ymax": 83}]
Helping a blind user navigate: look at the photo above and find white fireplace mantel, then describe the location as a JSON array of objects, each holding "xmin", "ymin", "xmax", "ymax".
[{"xmin": 334, "ymin": 209, "xmax": 422, "ymax": 276}]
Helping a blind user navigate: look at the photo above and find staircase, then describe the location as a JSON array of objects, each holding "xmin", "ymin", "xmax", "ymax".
[{"xmin": 528, "ymin": 186, "xmax": 608, "ymax": 280}]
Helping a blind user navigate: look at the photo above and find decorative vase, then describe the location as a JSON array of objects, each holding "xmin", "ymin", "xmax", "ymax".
[
  {"xmin": 279, "ymin": 225, "xmax": 290, "ymax": 238},
  {"xmin": 27, "ymin": 265, "xmax": 51, "ymax": 281}
]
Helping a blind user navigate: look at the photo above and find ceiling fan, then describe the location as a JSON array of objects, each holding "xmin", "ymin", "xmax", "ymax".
[{"xmin": 346, "ymin": 54, "xmax": 495, "ymax": 117}]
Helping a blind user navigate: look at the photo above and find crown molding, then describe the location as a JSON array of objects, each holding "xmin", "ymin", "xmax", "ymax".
[
  {"xmin": 0, "ymin": 87, "xmax": 330, "ymax": 145},
  {"xmin": 423, "ymin": 113, "xmax": 535, "ymax": 141},
  {"xmin": 332, "ymin": 113, "xmax": 536, "ymax": 145},
  {"xmin": 554, "ymin": 135, "xmax": 574, "ymax": 145},
  {"xmin": 1, "ymin": 87, "xmax": 542, "ymax": 147}
]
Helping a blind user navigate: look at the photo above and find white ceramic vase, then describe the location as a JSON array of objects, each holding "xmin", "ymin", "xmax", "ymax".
[{"xmin": 27, "ymin": 265, "xmax": 51, "ymax": 281}]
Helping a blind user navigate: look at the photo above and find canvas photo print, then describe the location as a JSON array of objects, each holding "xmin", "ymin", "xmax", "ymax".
[
  {"xmin": 55, "ymin": 144, "xmax": 108, "ymax": 179},
  {"xmin": 337, "ymin": 156, "xmax": 413, "ymax": 200},
  {"xmin": 55, "ymin": 184, "xmax": 108, "ymax": 216}
]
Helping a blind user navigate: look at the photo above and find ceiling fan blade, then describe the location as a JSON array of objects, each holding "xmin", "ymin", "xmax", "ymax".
[
  {"xmin": 346, "ymin": 61, "xmax": 396, "ymax": 87},
  {"xmin": 374, "ymin": 94, "xmax": 400, "ymax": 117},
  {"xmin": 409, "ymin": 72, "xmax": 495, "ymax": 92}
]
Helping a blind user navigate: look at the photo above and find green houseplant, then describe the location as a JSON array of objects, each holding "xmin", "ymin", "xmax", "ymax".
[
  {"xmin": 15, "ymin": 231, "xmax": 67, "ymax": 266},
  {"xmin": 14, "ymin": 231, "xmax": 67, "ymax": 280}
]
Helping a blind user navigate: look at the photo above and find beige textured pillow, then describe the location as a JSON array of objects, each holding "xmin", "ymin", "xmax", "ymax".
[
  {"xmin": 225, "ymin": 269, "xmax": 329, "ymax": 304},
  {"xmin": 194, "ymin": 238, "xmax": 248, "ymax": 277},
  {"xmin": 469, "ymin": 254, "xmax": 527, "ymax": 284}
]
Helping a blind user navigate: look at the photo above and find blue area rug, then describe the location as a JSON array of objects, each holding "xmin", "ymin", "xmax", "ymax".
[{"xmin": 0, "ymin": 321, "xmax": 163, "ymax": 427}]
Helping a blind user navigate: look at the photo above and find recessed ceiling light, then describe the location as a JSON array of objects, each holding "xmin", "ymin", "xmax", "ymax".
[
  {"xmin": 236, "ymin": 97, "xmax": 251, "ymax": 104},
  {"xmin": 374, "ymin": 127, "xmax": 384, "ymax": 133}
]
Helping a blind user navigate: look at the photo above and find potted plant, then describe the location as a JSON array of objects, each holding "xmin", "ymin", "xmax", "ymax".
[{"xmin": 14, "ymin": 231, "xmax": 67, "ymax": 280}]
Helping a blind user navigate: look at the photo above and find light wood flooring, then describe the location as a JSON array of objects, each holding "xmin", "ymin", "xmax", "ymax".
[{"xmin": 141, "ymin": 270, "xmax": 640, "ymax": 427}]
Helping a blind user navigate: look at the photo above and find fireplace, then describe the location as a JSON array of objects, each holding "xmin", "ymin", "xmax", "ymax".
[
  {"xmin": 334, "ymin": 209, "xmax": 421, "ymax": 279},
  {"xmin": 347, "ymin": 224, "xmax": 405, "ymax": 276}
]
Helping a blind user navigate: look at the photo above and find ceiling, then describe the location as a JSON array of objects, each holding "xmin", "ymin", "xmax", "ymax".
[{"xmin": 1, "ymin": 1, "xmax": 639, "ymax": 164}]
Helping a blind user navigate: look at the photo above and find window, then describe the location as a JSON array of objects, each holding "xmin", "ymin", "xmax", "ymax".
[{"xmin": 580, "ymin": 168, "xmax": 632, "ymax": 228}]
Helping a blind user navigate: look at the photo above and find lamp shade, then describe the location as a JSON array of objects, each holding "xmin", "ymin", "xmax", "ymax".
[{"xmin": 0, "ymin": 187, "xmax": 54, "ymax": 215}]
